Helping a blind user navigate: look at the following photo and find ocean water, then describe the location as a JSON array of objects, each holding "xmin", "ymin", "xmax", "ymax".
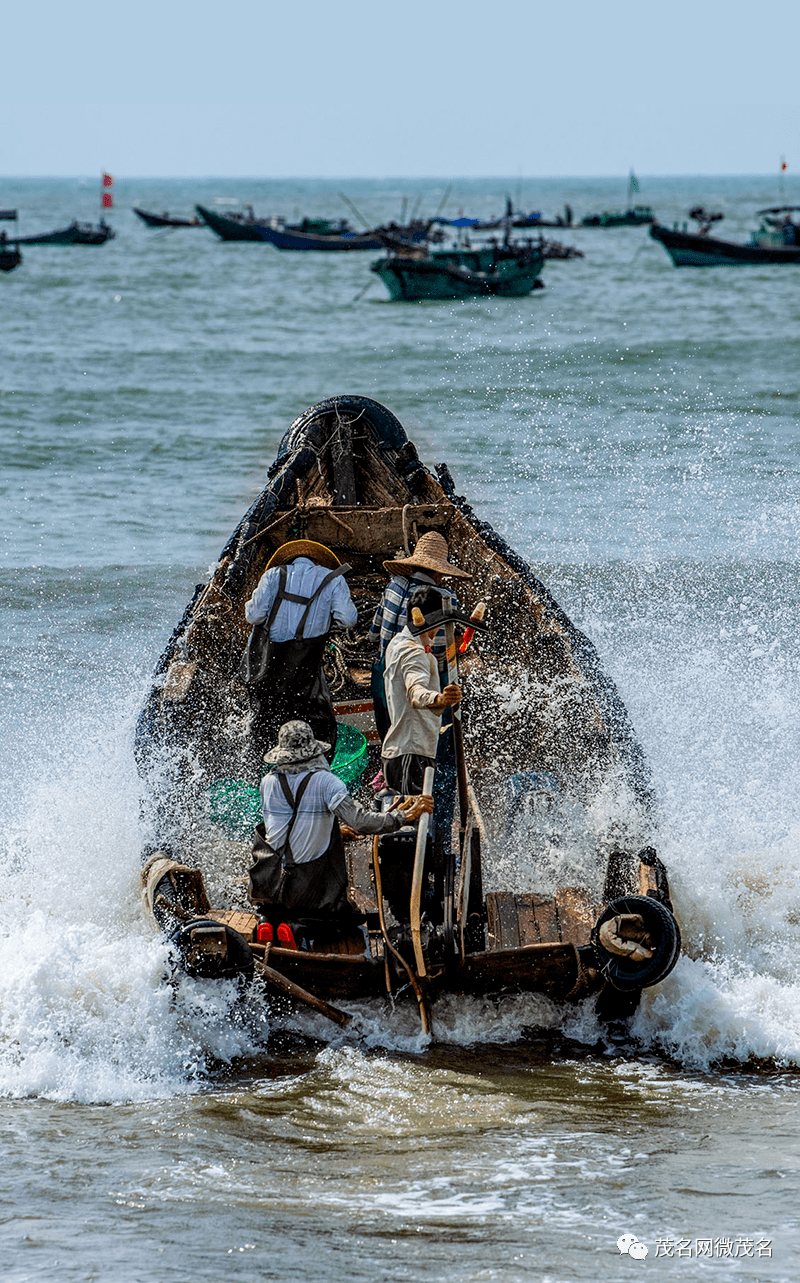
[{"xmin": 2, "ymin": 174, "xmax": 800, "ymax": 1280}]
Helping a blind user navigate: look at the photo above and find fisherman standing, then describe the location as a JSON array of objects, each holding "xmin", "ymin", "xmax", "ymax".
[
  {"xmin": 370, "ymin": 534, "xmax": 474, "ymax": 864},
  {"xmin": 243, "ymin": 540, "xmax": 357, "ymax": 767},
  {"xmin": 249, "ymin": 720, "xmax": 433, "ymax": 945},
  {"xmin": 369, "ymin": 531, "xmax": 472, "ymax": 697},
  {"xmin": 381, "ymin": 584, "xmax": 476, "ymax": 796}
]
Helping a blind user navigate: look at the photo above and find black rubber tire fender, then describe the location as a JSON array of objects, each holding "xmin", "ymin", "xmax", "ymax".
[{"xmin": 591, "ymin": 894, "xmax": 681, "ymax": 993}]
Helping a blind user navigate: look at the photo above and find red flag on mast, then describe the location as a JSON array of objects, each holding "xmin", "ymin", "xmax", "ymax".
[
  {"xmin": 101, "ymin": 172, "xmax": 113, "ymax": 209},
  {"xmin": 103, "ymin": 172, "xmax": 113, "ymax": 187}
]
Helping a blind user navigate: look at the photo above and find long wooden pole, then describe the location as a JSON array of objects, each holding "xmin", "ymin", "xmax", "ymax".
[
  {"xmin": 443, "ymin": 621, "xmax": 469, "ymax": 854},
  {"xmin": 410, "ymin": 765, "xmax": 436, "ymax": 978},
  {"xmin": 253, "ymin": 958, "xmax": 352, "ymax": 1028}
]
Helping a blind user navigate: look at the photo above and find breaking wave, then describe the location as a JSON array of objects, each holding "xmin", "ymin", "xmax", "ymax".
[{"xmin": 3, "ymin": 551, "xmax": 800, "ymax": 1103}]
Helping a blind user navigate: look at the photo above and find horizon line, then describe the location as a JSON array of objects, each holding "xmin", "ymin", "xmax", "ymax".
[{"xmin": 1, "ymin": 171, "xmax": 795, "ymax": 183}]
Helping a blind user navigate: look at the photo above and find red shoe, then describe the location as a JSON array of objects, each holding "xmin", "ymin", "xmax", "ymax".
[
  {"xmin": 255, "ymin": 922, "xmax": 273, "ymax": 944},
  {"xmin": 276, "ymin": 922, "xmax": 298, "ymax": 950}
]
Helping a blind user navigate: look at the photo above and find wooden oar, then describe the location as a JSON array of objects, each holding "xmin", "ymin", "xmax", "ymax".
[
  {"xmin": 410, "ymin": 765, "xmax": 436, "ymax": 979},
  {"xmin": 253, "ymin": 957, "xmax": 352, "ymax": 1028}
]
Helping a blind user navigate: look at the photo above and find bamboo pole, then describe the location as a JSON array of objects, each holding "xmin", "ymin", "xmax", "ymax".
[{"xmin": 410, "ymin": 765, "xmax": 436, "ymax": 978}]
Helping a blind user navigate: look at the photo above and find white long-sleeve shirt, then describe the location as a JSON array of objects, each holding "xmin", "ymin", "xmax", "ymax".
[
  {"xmin": 382, "ymin": 625, "xmax": 442, "ymax": 760},
  {"xmin": 245, "ymin": 557, "xmax": 357, "ymax": 641},
  {"xmin": 260, "ymin": 768, "xmax": 404, "ymax": 863}
]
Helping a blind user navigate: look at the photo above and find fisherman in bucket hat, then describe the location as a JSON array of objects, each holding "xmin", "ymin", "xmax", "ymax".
[
  {"xmin": 248, "ymin": 719, "xmax": 433, "ymax": 945},
  {"xmin": 241, "ymin": 539, "xmax": 357, "ymax": 772}
]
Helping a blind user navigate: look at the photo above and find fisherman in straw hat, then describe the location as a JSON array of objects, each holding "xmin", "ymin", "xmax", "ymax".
[
  {"xmin": 369, "ymin": 530, "xmax": 472, "ymax": 679},
  {"xmin": 249, "ymin": 719, "xmax": 433, "ymax": 944},
  {"xmin": 381, "ymin": 584, "xmax": 488, "ymax": 798},
  {"xmin": 243, "ymin": 539, "xmax": 357, "ymax": 767},
  {"xmin": 369, "ymin": 532, "xmax": 474, "ymax": 856}
]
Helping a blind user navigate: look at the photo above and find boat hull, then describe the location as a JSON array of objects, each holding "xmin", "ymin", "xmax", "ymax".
[
  {"xmin": 650, "ymin": 222, "xmax": 800, "ymax": 267},
  {"xmin": 372, "ymin": 247, "xmax": 545, "ymax": 300},
  {"xmin": 581, "ymin": 207, "xmax": 655, "ymax": 228},
  {"xmin": 195, "ymin": 205, "xmax": 267, "ymax": 241},
  {"xmin": 196, "ymin": 204, "xmax": 430, "ymax": 250},
  {"xmin": 13, "ymin": 222, "xmax": 114, "ymax": 246},
  {"xmin": 136, "ymin": 396, "xmax": 678, "ymax": 1027},
  {"xmin": 0, "ymin": 247, "xmax": 22, "ymax": 271},
  {"xmin": 134, "ymin": 208, "xmax": 200, "ymax": 228},
  {"xmin": 258, "ymin": 224, "xmax": 387, "ymax": 250}
]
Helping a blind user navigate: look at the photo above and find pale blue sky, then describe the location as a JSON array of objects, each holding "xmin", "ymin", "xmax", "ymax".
[{"xmin": 2, "ymin": 0, "xmax": 798, "ymax": 176}]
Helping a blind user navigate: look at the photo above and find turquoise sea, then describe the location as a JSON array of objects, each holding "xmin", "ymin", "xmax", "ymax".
[{"xmin": 2, "ymin": 174, "xmax": 800, "ymax": 1281}]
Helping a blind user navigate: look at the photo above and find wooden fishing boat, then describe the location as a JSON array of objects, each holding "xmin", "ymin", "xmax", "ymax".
[
  {"xmin": 0, "ymin": 244, "xmax": 22, "ymax": 271},
  {"xmin": 197, "ymin": 203, "xmax": 432, "ymax": 251},
  {"xmin": 371, "ymin": 240, "xmax": 546, "ymax": 301},
  {"xmin": 650, "ymin": 219, "xmax": 800, "ymax": 267},
  {"xmin": 0, "ymin": 214, "xmax": 22, "ymax": 271},
  {"xmin": 581, "ymin": 206, "xmax": 655, "ymax": 228},
  {"xmin": 133, "ymin": 208, "xmax": 202, "ymax": 228},
  {"xmin": 257, "ymin": 220, "xmax": 433, "ymax": 251},
  {"xmin": 136, "ymin": 395, "xmax": 680, "ymax": 1034},
  {"xmin": 12, "ymin": 219, "xmax": 115, "ymax": 246},
  {"xmin": 195, "ymin": 205, "xmax": 268, "ymax": 241}
]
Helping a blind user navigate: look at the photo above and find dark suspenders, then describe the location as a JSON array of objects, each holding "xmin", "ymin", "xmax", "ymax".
[
  {"xmin": 268, "ymin": 562, "xmax": 352, "ymax": 640},
  {"xmin": 275, "ymin": 771, "xmax": 314, "ymax": 870}
]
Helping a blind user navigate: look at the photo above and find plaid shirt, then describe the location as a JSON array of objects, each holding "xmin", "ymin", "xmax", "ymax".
[{"xmin": 369, "ymin": 571, "xmax": 460, "ymax": 668}]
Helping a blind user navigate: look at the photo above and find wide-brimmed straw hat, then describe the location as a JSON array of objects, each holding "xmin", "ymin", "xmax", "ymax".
[
  {"xmin": 383, "ymin": 530, "xmax": 472, "ymax": 580},
  {"xmin": 405, "ymin": 585, "xmax": 490, "ymax": 638},
  {"xmin": 263, "ymin": 720, "xmax": 331, "ymax": 766},
  {"xmin": 265, "ymin": 539, "xmax": 341, "ymax": 571}
]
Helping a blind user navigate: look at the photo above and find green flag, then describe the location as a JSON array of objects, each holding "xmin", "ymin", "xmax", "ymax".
[{"xmin": 629, "ymin": 171, "xmax": 640, "ymax": 193}]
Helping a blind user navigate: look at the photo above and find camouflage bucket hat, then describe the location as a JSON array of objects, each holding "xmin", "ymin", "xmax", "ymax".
[{"xmin": 263, "ymin": 720, "xmax": 331, "ymax": 766}]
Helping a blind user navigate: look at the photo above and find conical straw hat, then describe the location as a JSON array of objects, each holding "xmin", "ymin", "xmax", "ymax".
[
  {"xmin": 265, "ymin": 539, "xmax": 341, "ymax": 571},
  {"xmin": 382, "ymin": 530, "xmax": 472, "ymax": 579}
]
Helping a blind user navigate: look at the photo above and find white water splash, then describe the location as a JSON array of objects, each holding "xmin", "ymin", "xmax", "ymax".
[{"xmin": 6, "ymin": 555, "xmax": 800, "ymax": 1100}]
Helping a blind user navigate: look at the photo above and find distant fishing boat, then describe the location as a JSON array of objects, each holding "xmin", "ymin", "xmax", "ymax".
[
  {"xmin": 472, "ymin": 201, "xmax": 574, "ymax": 232},
  {"xmin": 371, "ymin": 237, "xmax": 545, "ymax": 300},
  {"xmin": 0, "ymin": 210, "xmax": 22, "ymax": 270},
  {"xmin": 581, "ymin": 206, "xmax": 654, "ymax": 228},
  {"xmin": 439, "ymin": 202, "xmax": 573, "ymax": 234},
  {"xmin": 259, "ymin": 220, "xmax": 432, "ymax": 251},
  {"xmin": 194, "ymin": 204, "xmax": 266, "ymax": 241},
  {"xmin": 0, "ymin": 241, "xmax": 22, "ymax": 271},
  {"xmin": 650, "ymin": 206, "xmax": 800, "ymax": 267},
  {"xmin": 196, "ymin": 204, "xmax": 432, "ymax": 251},
  {"xmin": 581, "ymin": 171, "xmax": 655, "ymax": 227},
  {"xmin": 133, "ymin": 208, "xmax": 202, "ymax": 228},
  {"xmin": 12, "ymin": 219, "xmax": 115, "ymax": 246}
]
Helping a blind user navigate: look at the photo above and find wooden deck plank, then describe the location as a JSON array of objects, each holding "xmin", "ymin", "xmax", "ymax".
[
  {"xmin": 211, "ymin": 910, "xmax": 257, "ymax": 939},
  {"xmin": 485, "ymin": 892, "xmax": 521, "ymax": 950},
  {"xmin": 554, "ymin": 887, "xmax": 597, "ymax": 947},
  {"xmin": 516, "ymin": 894, "xmax": 542, "ymax": 946},
  {"xmin": 531, "ymin": 895, "xmax": 560, "ymax": 945}
]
